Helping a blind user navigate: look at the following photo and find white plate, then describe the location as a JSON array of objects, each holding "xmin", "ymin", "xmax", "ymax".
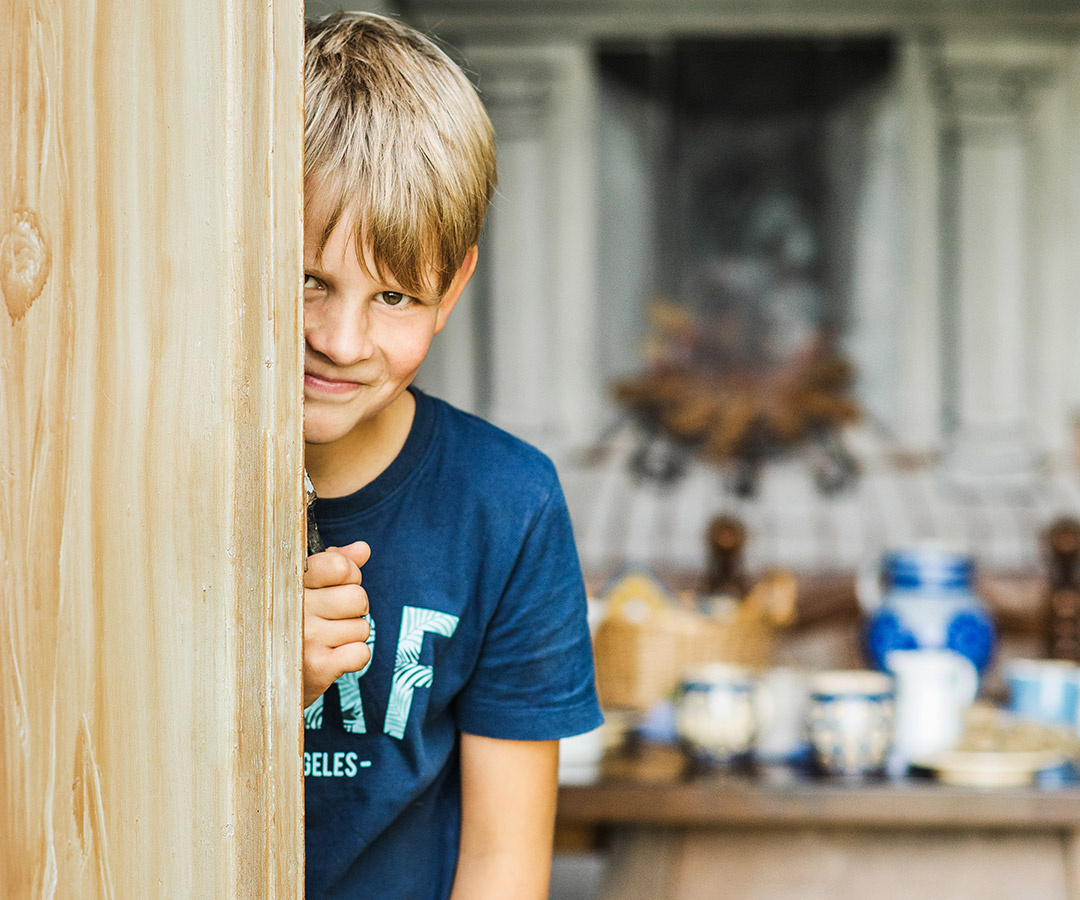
[{"xmin": 917, "ymin": 749, "xmax": 1065, "ymax": 787}]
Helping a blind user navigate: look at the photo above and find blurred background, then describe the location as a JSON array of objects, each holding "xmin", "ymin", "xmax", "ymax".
[
  {"xmin": 309, "ymin": 0, "xmax": 1080, "ymax": 580},
  {"xmin": 306, "ymin": 2, "xmax": 1080, "ymax": 897}
]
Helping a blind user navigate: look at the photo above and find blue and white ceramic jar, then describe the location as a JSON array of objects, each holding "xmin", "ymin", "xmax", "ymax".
[
  {"xmin": 675, "ymin": 663, "xmax": 760, "ymax": 765},
  {"xmin": 863, "ymin": 546, "xmax": 996, "ymax": 673},
  {"xmin": 806, "ymin": 669, "xmax": 895, "ymax": 778}
]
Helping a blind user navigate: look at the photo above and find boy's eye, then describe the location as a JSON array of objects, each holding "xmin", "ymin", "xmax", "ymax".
[
  {"xmin": 303, "ymin": 274, "xmax": 323, "ymax": 290},
  {"xmin": 379, "ymin": 291, "xmax": 414, "ymax": 307}
]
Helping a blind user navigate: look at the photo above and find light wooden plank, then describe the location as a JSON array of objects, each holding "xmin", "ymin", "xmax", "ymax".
[{"xmin": 0, "ymin": 0, "xmax": 304, "ymax": 896}]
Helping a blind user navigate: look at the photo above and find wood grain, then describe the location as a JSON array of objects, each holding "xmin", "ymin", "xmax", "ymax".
[{"xmin": 1, "ymin": 0, "xmax": 305, "ymax": 896}]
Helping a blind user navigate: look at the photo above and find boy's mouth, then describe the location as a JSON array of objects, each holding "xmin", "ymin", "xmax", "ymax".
[{"xmin": 304, "ymin": 371, "xmax": 363, "ymax": 396}]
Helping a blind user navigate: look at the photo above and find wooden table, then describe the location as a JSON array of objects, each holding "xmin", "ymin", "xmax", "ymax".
[{"xmin": 557, "ymin": 751, "xmax": 1080, "ymax": 900}]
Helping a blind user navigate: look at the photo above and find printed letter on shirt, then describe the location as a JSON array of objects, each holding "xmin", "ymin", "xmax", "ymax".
[{"xmin": 384, "ymin": 606, "xmax": 459, "ymax": 740}]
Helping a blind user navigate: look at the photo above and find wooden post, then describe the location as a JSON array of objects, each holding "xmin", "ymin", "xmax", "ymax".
[{"xmin": 1, "ymin": 0, "xmax": 305, "ymax": 896}]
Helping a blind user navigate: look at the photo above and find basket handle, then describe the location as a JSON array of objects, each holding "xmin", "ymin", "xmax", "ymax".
[
  {"xmin": 744, "ymin": 571, "xmax": 798, "ymax": 626},
  {"xmin": 605, "ymin": 583, "xmax": 672, "ymax": 624}
]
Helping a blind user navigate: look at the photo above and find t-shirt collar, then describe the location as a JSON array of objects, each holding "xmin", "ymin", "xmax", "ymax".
[{"xmin": 313, "ymin": 386, "xmax": 437, "ymax": 518}]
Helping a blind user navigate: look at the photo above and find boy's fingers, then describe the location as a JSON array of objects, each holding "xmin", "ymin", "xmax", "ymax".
[
  {"xmin": 305, "ymin": 640, "xmax": 371, "ymax": 702},
  {"xmin": 306, "ymin": 583, "xmax": 369, "ymax": 622},
  {"xmin": 301, "ymin": 541, "xmax": 373, "ymax": 697},
  {"xmin": 329, "ymin": 641, "xmax": 372, "ymax": 677},
  {"xmin": 308, "ymin": 614, "xmax": 370, "ymax": 649},
  {"xmin": 335, "ymin": 540, "xmax": 371, "ymax": 569},
  {"xmin": 304, "ymin": 545, "xmax": 366, "ymax": 588}
]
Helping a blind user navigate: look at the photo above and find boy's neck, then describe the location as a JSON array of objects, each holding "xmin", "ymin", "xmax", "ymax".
[{"xmin": 304, "ymin": 389, "xmax": 416, "ymax": 499}]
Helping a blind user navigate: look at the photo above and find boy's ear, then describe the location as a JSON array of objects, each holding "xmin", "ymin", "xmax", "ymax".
[{"xmin": 434, "ymin": 246, "xmax": 478, "ymax": 334}]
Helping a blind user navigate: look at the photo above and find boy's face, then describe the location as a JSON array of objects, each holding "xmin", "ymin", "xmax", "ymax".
[{"xmin": 302, "ymin": 197, "xmax": 475, "ymax": 446}]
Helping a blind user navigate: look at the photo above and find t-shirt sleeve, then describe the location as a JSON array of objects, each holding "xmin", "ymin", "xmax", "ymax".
[{"xmin": 453, "ymin": 478, "xmax": 604, "ymax": 741}]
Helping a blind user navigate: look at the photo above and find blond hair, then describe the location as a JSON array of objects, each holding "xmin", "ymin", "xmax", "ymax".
[{"xmin": 304, "ymin": 12, "xmax": 497, "ymax": 297}]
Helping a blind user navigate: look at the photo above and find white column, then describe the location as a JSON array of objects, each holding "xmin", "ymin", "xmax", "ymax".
[
  {"xmin": 549, "ymin": 46, "xmax": 602, "ymax": 449},
  {"xmin": 478, "ymin": 55, "xmax": 555, "ymax": 442},
  {"xmin": 897, "ymin": 37, "xmax": 946, "ymax": 453},
  {"xmin": 933, "ymin": 38, "xmax": 1057, "ymax": 488},
  {"xmin": 1029, "ymin": 41, "xmax": 1080, "ymax": 461},
  {"xmin": 838, "ymin": 44, "xmax": 942, "ymax": 453},
  {"xmin": 465, "ymin": 43, "xmax": 601, "ymax": 453}
]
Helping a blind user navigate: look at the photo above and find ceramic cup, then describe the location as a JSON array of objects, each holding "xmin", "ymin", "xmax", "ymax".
[
  {"xmin": 886, "ymin": 648, "xmax": 978, "ymax": 767},
  {"xmin": 806, "ymin": 669, "xmax": 894, "ymax": 778},
  {"xmin": 1004, "ymin": 658, "xmax": 1080, "ymax": 729},
  {"xmin": 558, "ymin": 726, "xmax": 605, "ymax": 785},
  {"xmin": 675, "ymin": 662, "xmax": 760, "ymax": 765}
]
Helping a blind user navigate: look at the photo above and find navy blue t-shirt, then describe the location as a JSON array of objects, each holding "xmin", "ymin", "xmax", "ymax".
[{"xmin": 304, "ymin": 388, "xmax": 603, "ymax": 899}]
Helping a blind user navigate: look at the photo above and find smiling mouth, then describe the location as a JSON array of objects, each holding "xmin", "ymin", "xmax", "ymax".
[{"xmin": 304, "ymin": 372, "xmax": 362, "ymax": 395}]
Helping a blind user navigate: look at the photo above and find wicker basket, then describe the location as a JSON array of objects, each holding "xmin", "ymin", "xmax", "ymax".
[{"xmin": 593, "ymin": 570, "xmax": 795, "ymax": 711}]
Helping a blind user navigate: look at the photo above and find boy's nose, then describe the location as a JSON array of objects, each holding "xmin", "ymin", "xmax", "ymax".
[{"xmin": 306, "ymin": 301, "xmax": 375, "ymax": 367}]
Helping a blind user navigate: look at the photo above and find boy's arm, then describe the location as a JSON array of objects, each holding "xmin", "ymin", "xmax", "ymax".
[{"xmin": 450, "ymin": 733, "xmax": 560, "ymax": 900}]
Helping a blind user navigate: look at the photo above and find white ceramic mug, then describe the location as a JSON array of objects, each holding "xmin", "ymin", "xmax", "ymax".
[
  {"xmin": 886, "ymin": 648, "xmax": 978, "ymax": 766},
  {"xmin": 754, "ymin": 666, "xmax": 810, "ymax": 762},
  {"xmin": 558, "ymin": 726, "xmax": 605, "ymax": 785}
]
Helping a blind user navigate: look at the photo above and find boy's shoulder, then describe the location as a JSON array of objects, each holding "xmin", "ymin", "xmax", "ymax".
[{"xmin": 420, "ymin": 391, "xmax": 560, "ymax": 497}]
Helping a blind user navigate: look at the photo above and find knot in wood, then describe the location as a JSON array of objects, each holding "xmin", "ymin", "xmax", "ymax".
[{"xmin": 2, "ymin": 208, "xmax": 51, "ymax": 323}]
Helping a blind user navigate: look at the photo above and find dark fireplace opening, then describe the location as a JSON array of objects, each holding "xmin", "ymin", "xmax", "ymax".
[{"xmin": 599, "ymin": 37, "xmax": 895, "ymax": 323}]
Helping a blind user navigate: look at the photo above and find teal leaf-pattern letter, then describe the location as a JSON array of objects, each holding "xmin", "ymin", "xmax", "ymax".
[{"xmin": 384, "ymin": 606, "xmax": 459, "ymax": 739}]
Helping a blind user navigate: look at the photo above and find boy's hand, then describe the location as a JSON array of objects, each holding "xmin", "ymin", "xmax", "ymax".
[{"xmin": 303, "ymin": 541, "xmax": 372, "ymax": 709}]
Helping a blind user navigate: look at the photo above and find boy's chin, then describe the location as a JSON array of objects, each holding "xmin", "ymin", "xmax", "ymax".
[
  {"xmin": 303, "ymin": 391, "xmax": 407, "ymax": 446},
  {"xmin": 302, "ymin": 420, "xmax": 355, "ymax": 446},
  {"xmin": 305, "ymin": 433, "xmax": 348, "ymax": 447}
]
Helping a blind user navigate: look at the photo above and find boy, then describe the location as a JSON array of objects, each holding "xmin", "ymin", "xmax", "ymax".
[{"xmin": 300, "ymin": 12, "xmax": 603, "ymax": 899}]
